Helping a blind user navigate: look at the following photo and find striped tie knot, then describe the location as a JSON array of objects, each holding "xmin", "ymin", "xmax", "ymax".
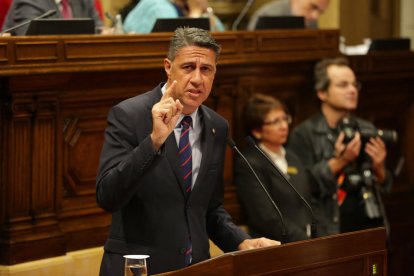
[{"xmin": 181, "ymin": 115, "xmax": 192, "ymax": 128}]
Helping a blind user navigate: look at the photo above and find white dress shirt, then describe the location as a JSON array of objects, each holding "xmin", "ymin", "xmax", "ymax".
[
  {"xmin": 259, "ymin": 143, "xmax": 288, "ymax": 175},
  {"xmin": 162, "ymin": 84, "xmax": 202, "ymax": 189}
]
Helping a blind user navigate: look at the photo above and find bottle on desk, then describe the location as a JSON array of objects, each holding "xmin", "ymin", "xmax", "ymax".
[{"xmin": 114, "ymin": 14, "xmax": 125, "ymax": 34}]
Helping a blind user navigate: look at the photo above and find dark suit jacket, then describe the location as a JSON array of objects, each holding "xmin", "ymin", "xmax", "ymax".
[
  {"xmin": 234, "ymin": 146, "xmax": 313, "ymax": 243},
  {"xmin": 96, "ymin": 84, "xmax": 250, "ymax": 275},
  {"xmin": 2, "ymin": 0, "xmax": 102, "ymax": 35}
]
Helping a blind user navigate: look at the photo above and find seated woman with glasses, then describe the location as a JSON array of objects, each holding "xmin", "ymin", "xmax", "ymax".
[{"xmin": 233, "ymin": 93, "xmax": 313, "ymax": 243}]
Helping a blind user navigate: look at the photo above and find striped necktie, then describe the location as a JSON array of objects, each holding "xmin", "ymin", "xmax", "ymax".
[
  {"xmin": 61, "ymin": 0, "xmax": 73, "ymax": 19},
  {"xmin": 178, "ymin": 116, "xmax": 193, "ymax": 195},
  {"xmin": 178, "ymin": 115, "xmax": 192, "ymax": 265}
]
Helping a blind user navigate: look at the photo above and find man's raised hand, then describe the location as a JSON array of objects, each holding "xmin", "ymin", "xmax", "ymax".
[{"xmin": 151, "ymin": 81, "xmax": 183, "ymax": 149}]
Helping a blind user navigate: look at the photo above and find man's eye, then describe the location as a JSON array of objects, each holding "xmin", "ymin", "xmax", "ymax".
[{"xmin": 202, "ymin": 66, "xmax": 215, "ymax": 73}]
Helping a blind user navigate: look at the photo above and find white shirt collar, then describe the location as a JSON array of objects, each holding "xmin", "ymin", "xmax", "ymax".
[
  {"xmin": 259, "ymin": 143, "xmax": 286, "ymax": 159},
  {"xmin": 259, "ymin": 143, "xmax": 288, "ymax": 174}
]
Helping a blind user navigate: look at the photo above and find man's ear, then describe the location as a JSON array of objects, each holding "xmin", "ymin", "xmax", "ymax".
[
  {"xmin": 317, "ymin": 90, "xmax": 327, "ymax": 102},
  {"xmin": 164, "ymin": 58, "xmax": 172, "ymax": 77}
]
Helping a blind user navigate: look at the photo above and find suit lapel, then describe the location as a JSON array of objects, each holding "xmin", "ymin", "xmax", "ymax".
[
  {"xmin": 165, "ymin": 127, "xmax": 188, "ymax": 197},
  {"xmin": 191, "ymin": 107, "xmax": 215, "ymax": 194},
  {"xmin": 165, "ymin": 105, "xmax": 217, "ymax": 198}
]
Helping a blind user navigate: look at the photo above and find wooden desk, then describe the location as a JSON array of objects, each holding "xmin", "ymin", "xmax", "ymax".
[
  {"xmin": 0, "ymin": 30, "xmax": 413, "ymax": 275},
  {"xmin": 158, "ymin": 228, "xmax": 387, "ymax": 276}
]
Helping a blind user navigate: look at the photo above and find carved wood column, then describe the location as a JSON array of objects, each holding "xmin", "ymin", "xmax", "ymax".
[{"xmin": 0, "ymin": 79, "xmax": 65, "ymax": 264}]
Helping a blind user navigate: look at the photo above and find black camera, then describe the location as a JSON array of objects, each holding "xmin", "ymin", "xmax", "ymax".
[
  {"xmin": 338, "ymin": 117, "xmax": 398, "ymax": 145},
  {"xmin": 337, "ymin": 116, "xmax": 396, "ymax": 191},
  {"xmin": 336, "ymin": 117, "xmax": 394, "ymax": 220}
]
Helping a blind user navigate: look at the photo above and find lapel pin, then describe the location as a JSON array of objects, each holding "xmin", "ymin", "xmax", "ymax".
[{"xmin": 211, "ymin": 128, "xmax": 216, "ymax": 135}]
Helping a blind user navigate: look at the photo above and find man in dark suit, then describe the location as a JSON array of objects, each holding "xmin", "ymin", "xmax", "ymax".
[
  {"xmin": 96, "ymin": 27, "xmax": 279, "ymax": 275},
  {"xmin": 2, "ymin": 0, "xmax": 102, "ymax": 35}
]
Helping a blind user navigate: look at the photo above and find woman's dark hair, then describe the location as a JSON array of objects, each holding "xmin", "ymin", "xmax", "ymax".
[{"xmin": 244, "ymin": 93, "xmax": 286, "ymax": 136}]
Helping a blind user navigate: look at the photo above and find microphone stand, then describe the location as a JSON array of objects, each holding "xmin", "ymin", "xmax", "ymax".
[
  {"xmin": 246, "ymin": 136, "xmax": 318, "ymax": 238},
  {"xmin": 227, "ymin": 137, "xmax": 287, "ymax": 242},
  {"xmin": 1, "ymin": 9, "xmax": 57, "ymax": 35},
  {"xmin": 232, "ymin": 0, "xmax": 255, "ymax": 30},
  {"xmin": 373, "ymin": 184, "xmax": 391, "ymax": 248}
]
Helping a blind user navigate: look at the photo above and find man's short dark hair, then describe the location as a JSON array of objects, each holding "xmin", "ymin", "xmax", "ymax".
[
  {"xmin": 314, "ymin": 57, "xmax": 350, "ymax": 91},
  {"xmin": 167, "ymin": 27, "xmax": 221, "ymax": 61}
]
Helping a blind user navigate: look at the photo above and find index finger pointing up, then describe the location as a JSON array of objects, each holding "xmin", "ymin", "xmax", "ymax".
[{"xmin": 162, "ymin": 80, "xmax": 177, "ymax": 100}]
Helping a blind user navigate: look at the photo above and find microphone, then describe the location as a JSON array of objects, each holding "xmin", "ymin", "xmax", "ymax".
[
  {"xmin": 1, "ymin": 9, "xmax": 57, "ymax": 35},
  {"xmin": 105, "ymin": 12, "xmax": 116, "ymax": 25},
  {"xmin": 226, "ymin": 137, "xmax": 287, "ymax": 241},
  {"xmin": 232, "ymin": 0, "xmax": 255, "ymax": 30},
  {"xmin": 246, "ymin": 136, "xmax": 318, "ymax": 239}
]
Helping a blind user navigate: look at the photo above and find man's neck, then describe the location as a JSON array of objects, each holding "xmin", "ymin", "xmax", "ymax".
[{"xmin": 321, "ymin": 104, "xmax": 351, "ymax": 128}]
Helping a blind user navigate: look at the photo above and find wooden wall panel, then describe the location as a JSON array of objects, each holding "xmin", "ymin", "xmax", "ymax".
[
  {"xmin": 9, "ymin": 118, "xmax": 32, "ymax": 214},
  {"xmin": 32, "ymin": 116, "xmax": 55, "ymax": 211}
]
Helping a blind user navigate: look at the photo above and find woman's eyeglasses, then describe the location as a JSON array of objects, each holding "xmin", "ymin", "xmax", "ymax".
[{"xmin": 263, "ymin": 115, "xmax": 292, "ymax": 126}]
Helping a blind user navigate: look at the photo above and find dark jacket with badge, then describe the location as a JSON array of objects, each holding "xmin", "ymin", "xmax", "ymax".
[
  {"xmin": 234, "ymin": 146, "xmax": 313, "ymax": 242},
  {"xmin": 288, "ymin": 113, "xmax": 392, "ymax": 236}
]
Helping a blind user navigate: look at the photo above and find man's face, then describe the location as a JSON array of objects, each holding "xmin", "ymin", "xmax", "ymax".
[
  {"xmin": 164, "ymin": 46, "xmax": 216, "ymax": 114},
  {"xmin": 318, "ymin": 64, "xmax": 359, "ymax": 112},
  {"xmin": 293, "ymin": 0, "xmax": 330, "ymax": 26}
]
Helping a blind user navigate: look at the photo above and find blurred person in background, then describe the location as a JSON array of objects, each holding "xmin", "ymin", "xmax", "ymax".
[
  {"xmin": 288, "ymin": 57, "xmax": 392, "ymax": 236},
  {"xmin": 94, "ymin": 0, "xmax": 104, "ymax": 21},
  {"xmin": 234, "ymin": 93, "xmax": 313, "ymax": 243},
  {"xmin": 0, "ymin": 0, "xmax": 12, "ymax": 29},
  {"xmin": 119, "ymin": 0, "xmax": 140, "ymax": 22},
  {"xmin": 123, "ymin": 0, "xmax": 225, "ymax": 34},
  {"xmin": 2, "ymin": 0, "xmax": 103, "ymax": 35},
  {"xmin": 248, "ymin": 0, "xmax": 330, "ymax": 30}
]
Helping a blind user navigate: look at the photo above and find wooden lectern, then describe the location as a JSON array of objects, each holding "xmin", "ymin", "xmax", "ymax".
[{"xmin": 158, "ymin": 228, "xmax": 387, "ymax": 276}]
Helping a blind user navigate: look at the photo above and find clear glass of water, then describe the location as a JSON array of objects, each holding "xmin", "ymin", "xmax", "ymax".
[{"xmin": 123, "ymin": 255, "xmax": 149, "ymax": 276}]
